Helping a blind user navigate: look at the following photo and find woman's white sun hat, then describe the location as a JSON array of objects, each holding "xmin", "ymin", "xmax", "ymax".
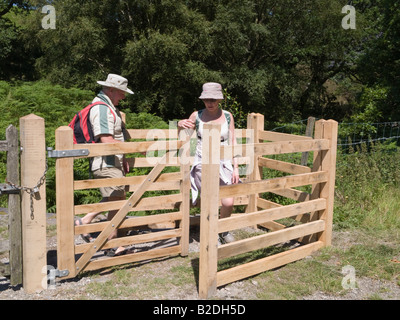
[
  {"xmin": 97, "ymin": 74, "xmax": 134, "ymax": 95},
  {"xmin": 199, "ymin": 82, "xmax": 224, "ymax": 100}
]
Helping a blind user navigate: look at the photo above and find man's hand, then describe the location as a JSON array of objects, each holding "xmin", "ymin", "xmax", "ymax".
[
  {"xmin": 123, "ymin": 157, "xmax": 130, "ymax": 174},
  {"xmin": 99, "ymin": 134, "xmax": 120, "ymax": 144}
]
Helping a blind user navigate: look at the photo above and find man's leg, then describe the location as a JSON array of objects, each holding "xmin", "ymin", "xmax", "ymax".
[{"xmin": 74, "ymin": 199, "xmax": 107, "ymax": 242}]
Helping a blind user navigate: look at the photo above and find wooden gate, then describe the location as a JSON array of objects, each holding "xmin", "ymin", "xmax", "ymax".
[
  {"xmin": 198, "ymin": 114, "xmax": 338, "ymax": 298},
  {"xmin": 55, "ymin": 126, "xmax": 191, "ymax": 279}
]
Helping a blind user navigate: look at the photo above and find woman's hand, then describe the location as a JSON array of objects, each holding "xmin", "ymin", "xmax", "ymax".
[
  {"xmin": 232, "ymin": 167, "xmax": 240, "ymax": 184},
  {"xmin": 178, "ymin": 119, "xmax": 195, "ymax": 130}
]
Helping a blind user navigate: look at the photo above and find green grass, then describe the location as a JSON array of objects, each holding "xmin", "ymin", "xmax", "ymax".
[
  {"xmin": 253, "ymin": 256, "xmax": 344, "ymax": 299},
  {"xmin": 78, "ymin": 143, "xmax": 400, "ymax": 300},
  {"xmin": 222, "ymin": 143, "xmax": 400, "ymax": 299}
]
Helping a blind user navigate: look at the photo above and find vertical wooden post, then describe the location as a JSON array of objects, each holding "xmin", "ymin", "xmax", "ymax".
[
  {"xmin": 55, "ymin": 126, "xmax": 76, "ymax": 279},
  {"xmin": 6, "ymin": 125, "xmax": 22, "ymax": 286},
  {"xmin": 246, "ymin": 113, "xmax": 264, "ymax": 213},
  {"xmin": 19, "ymin": 114, "xmax": 47, "ymax": 293},
  {"xmin": 179, "ymin": 129, "xmax": 191, "ymax": 256},
  {"xmin": 317, "ymin": 120, "xmax": 338, "ymax": 247},
  {"xmin": 299, "ymin": 120, "xmax": 324, "ymax": 244},
  {"xmin": 301, "ymin": 116, "xmax": 316, "ymax": 166},
  {"xmin": 199, "ymin": 123, "xmax": 221, "ymax": 299}
]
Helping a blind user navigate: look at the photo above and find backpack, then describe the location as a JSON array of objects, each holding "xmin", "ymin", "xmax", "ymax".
[{"xmin": 68, "ymin": 101, "xmax": 116, "ymax": 144}]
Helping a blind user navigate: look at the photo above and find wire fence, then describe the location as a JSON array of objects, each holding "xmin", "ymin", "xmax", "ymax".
[{"xmin": 270, "ymin": 118, "xmax": 400, "ymax": 154}]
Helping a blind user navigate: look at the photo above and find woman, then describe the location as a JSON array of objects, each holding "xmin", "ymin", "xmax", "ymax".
[{"xmin": 178, "ymin": 82, "xmax": 240, "ymax": 244}]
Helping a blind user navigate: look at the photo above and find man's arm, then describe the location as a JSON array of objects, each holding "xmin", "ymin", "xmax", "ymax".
[{"xmin": 99, "ymin": 134, "xmax": 120, "ymax": 144}]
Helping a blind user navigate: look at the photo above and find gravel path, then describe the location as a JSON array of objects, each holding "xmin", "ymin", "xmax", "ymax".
[{"xmin": 1, "ymin": 210, "xmax": 399, "ymax": 300}]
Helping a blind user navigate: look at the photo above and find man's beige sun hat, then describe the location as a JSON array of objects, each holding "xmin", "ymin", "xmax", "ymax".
[
  {"xmin": 199, "ymin": 82, "xmax": 224, "ymax": 100},
  {"xmin": 97, "ymin": 74, "xmax": 134, "ymax": 95}
]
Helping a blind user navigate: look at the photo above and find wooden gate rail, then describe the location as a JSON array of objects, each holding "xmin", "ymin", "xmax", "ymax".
[
  {"xmin": 74, "ymin": 194, "xmax": 182, "ymax": 215},
  {"xmin": 74, "ymin": 151, "xmax": 172, "ymax": 273},
  {"xmin": 199, "ymin": 114, "xmax": 338, "ymax": 298},
  {"xmin": 55, "ymin": 126, "xmax": 191, "ymax": 279}
]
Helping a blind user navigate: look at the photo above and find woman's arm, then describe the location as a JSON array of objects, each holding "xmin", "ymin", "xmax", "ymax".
[{"xmin": 178, "ymin": 112, "xmax": 197, "ymax": 136}]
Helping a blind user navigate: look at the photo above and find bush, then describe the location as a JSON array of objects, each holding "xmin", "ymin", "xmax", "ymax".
[
  {"xmin": 0, "ymin": 80, "xmax": 93, "ymax": 208},
  {"xmin": 334, "ymin": 141, "xmax": 400, "ymax": 231},
  {"xmin": 0, "ymin": 81, "xmax": 169, "ymax": 210}
]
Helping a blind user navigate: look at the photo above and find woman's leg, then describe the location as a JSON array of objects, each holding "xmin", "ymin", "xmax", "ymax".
[
  {"xmin": 220, "ymin": 197, "xmax": 234, "ymax": 219},
  {"xmin": 219, "ymin": 197, "xmax": 235, "ymax": 243}
]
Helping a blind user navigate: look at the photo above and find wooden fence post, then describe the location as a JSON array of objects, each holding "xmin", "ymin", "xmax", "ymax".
[
  {"xmin": 317, "ymin": 120, "xmax": 338, "ymax": 247},
  {"xmin": 301, "ymin": 117, "xmax": 316, "ymax": 166},
  {"xmin": 6, "ymin": 125, "xmax": 22, "ymax": 286},
  {"xmin": 55, "ymin": 126, "xmax": 76, "ymax": 279},
  {"xmin": 179, "ymin": 129, "xmax": 191, "ymax": 257},
  {"xmin": 246, "ymin": 113, "xmax": 264, "ymax": 213},
  {"xmin": 19, "ymin": 114, "xmax": 47, "ymax": 293},
  {"xmin": 199, "ymin": 123, "xmax": 221, "ymax": 299}
]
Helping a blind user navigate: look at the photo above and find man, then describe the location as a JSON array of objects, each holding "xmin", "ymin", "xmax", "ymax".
[{"xmin": 75, "ymin": 74, "xmax": 133, "ymax": 256}]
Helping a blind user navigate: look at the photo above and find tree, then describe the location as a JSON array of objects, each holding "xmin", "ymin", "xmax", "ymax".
[
  {"xmin": 31, "ymin": 0, "xmax": 126, "ymax": 90},
  {"xmin": 0, "ymin": 0, "xmax": 30, "ymax": 17},
  {"xmin": 123, "ymin": 0, "xmax": 217, "ymax": 119},
  {"xmin": 0, "ymin": 1, "xmax": 38, "ymax": 80},
  {"xmin": 194, "ymin": 0, "xmax": 365, "ymax": 122},
  {"xmin": 356, "ymin": 0, "xmax": 400, "ymax": 121},
  {"xmin": 6, "ymin": 0, "xmax": 369, "ymax": 122}
]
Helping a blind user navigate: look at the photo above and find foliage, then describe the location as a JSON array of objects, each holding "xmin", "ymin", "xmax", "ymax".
[
  {"xmin": 0, "ymin": 3, "xmax": 38, "ymax": 80},
  {"xmin": 0, "ymin": 80, "xmax": 93, "ymax": 141},
  {"xmin": 219, "ymin": 89, "xmax": 247, "ymax": 129},
  {"xmin": 349, "ymin": 86, "xmax": 388, "ymax": 123},
  {"xmin": 335, "ymin": 142, "xmax": 400, "ymax": 231},
  {"xmin": 1, "ymin": 0, "xmax": 382, "ymax": 123},
  {"xmin": 122, "ymin": 111, "xmax": 170, "ymax": 130},
  {"xmin": 357, "ymin": 0, "xmax": 400, "ymax": 110},
  {"xmin": 0, "ymin": 81, "xmax": 170, "ymax": 210}
]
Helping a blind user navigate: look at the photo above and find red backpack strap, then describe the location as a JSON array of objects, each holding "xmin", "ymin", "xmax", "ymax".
[
  {"xmin": 88, "ymin": 101, "xmax": 116, "ymax": 122},
  {"xmin": 91, "ymin": 102, "xmax": 128, "ymax": 140}
]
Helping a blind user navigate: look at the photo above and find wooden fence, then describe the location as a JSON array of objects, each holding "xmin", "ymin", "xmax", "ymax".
[
  {"xmin": 0, "ymin": 125, "xmax": 22, "ymax": 286},
  {"xmin": 198, "ymin": 113, "xmax": 338, "ymax": 298},
  {"xmin": 0, "ymin": 115, "xmax": 48, "ymax": 294},
  {"xmin": 1, "ymin": 112, "xmax": 336, "ymax": 298}
]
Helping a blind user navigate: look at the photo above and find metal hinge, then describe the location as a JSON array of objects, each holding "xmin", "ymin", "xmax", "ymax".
[
  {"xmin": 0, "ymin": 183, "xmax": 20, "ymax": 195},
  {"xmin": 47, "ymin": 147, "xmax": 90, "ymax": 158},
  {"xmin": 48, "ymin": 268, "xmax": 70, "ymax": 283}
]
